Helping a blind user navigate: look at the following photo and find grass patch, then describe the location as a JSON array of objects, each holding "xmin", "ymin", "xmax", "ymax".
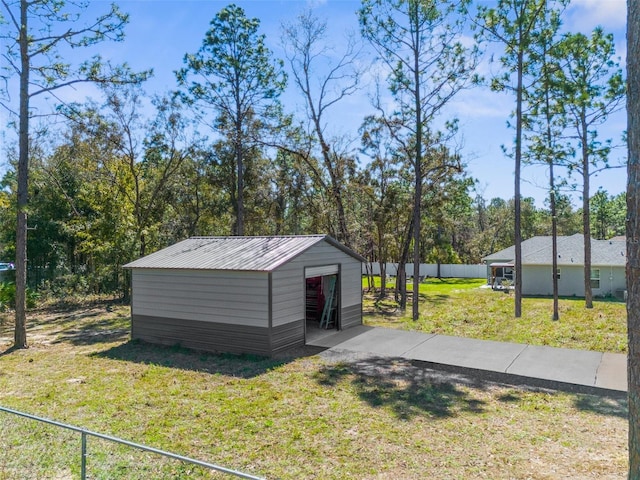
[
  {"xmin": 0, "ymin": 302, "xmax": 629, "ymax": 479},
  {"xmin": 364, "ymin": 277, "xmax": 627, "ymax": 353},
  {"xmin": 363, "ymin": 276, "xmax": 486, "ymax": 294}
]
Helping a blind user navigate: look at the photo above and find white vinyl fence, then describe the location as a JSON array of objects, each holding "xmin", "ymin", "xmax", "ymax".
[{"xmin": 363, "ymin": 263, "xmax": 487, "ymax": 279}]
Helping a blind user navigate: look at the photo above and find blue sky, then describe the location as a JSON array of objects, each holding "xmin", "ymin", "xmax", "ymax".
[{"xmin": 2, "ymin": 0, "xmax": 628, "ymax": 207}]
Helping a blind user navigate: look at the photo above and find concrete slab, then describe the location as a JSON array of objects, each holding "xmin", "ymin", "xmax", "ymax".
[
  {"xmin": 306, "ymin": 325, "xmax": 373, "ymax": 348},
  {"xmin": 308, "ymin": 326, "xmax": 627, "ymax": 393},
  {"xmin": 595, "ymin": 353, "xmax": 627, "ymax": 392},
  {"xmin": 507, "ymin": 345, "xmax": 603, "ymax": 386},
  {"xmin": 404, "ymin": 334, "xmax": 528, "ymax": 372},
  {"xmin": 328, "ymin": 328, "xmax": 435, "ymax": 357}
]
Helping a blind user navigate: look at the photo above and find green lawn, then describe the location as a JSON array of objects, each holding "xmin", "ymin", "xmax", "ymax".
[
  {"xmin": 0, "ymin": 292, "xmax": 629, "ymax": 478},
  {"xmin": 363, "ymin": 275, "xmax": 487, "ymax": 293},
  {"xmin": 363, "ymin": 277, "xmax": 627, "ymax": 353}
]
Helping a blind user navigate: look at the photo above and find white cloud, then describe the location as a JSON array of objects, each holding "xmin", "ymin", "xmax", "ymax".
[
  {"xmin": 565, "ymin": 0, "xmax": 626, "ymax": 32},
  {"xmin": 445, "ymin": 82, "xmax": 513, "ymax": 120}
]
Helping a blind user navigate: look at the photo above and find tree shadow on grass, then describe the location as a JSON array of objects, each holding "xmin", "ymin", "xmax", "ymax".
[
  {"xmin": 23, "ymin": 300, "xmax": 132, "ymax": 346},
  {"xmin": 314, "ymin": 356, "xmax": 487, "ymax": 420},
  {"xmin": 364, "ymin": 292, "xmax": 450, "ymax": 317},
  {"xmin": 573, "ymin": 394, "xmax": 628, "ymax": 419},
  {"xmin": 418, "ymin": 293, "xmax": 450, "ymax": 306},
  {"xmin": 50, "ymin": 316, "xmax": 130, "ymax": 345},
  {"xmin": 496, "ymin": 385, "xmax": 628, "ymax": 419},
  {"xmin": 0, "ymin": 344, "xmax": 21, "ymax": 358},
  {"xmin": 93, "ymin": 339, "xmax": 324, "ymax": 379},
  {"xmin": 314, "ymin": 354, "xmax": 629, "ymax": 421}
]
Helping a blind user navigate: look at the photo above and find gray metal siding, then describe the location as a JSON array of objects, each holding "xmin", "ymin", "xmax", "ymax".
[
  {"xmin": 272, "ymin": 240, "xmax": 362, "ymax": 329},
  {"xmin": 132, "ymin": 315, "xmax": 304, "ymax": 356},
  {"xmin": 132, "ymin": 314, "xmax": 271, "ymax": 355},
  {"xmin": 270, "ymin": 266, "xmax": 305, "ymax": 327},
  {"xmin": 131, "ymin": 269, "xmax": 269, "ymax": 327},
  {"xmin": 341, "ymin": 304, "xmax": 362, "ymax": 329},
  {"xmin": 271, "ymin": 321, "xmax": 304, "ymax": 353},
  {"xmin": 340, "ymin": 261, "xmax": 363, "ymax": 308}
]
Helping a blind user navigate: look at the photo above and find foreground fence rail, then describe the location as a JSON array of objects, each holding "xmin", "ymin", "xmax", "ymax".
[{"xmin": 0, "ymin": 405, "xmax": 265, "ymax": 480}]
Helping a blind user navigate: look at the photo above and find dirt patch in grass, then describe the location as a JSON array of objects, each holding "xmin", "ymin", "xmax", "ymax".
[{"xmin": 0, "ymin": 297, "xmax": 130, "ymax": 349}]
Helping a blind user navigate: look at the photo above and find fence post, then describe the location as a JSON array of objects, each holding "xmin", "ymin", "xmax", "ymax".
[{"xmin": 81, "ymin": 431, "xmax": 87, "ymax": 480}]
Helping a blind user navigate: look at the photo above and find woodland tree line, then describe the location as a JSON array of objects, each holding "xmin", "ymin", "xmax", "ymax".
[
  {"xmin": 0, "ymin": 139, "xmax": 626, "ymax": 298},
  {"xmin": 0, "ymin": 0, "xmax": 626, "ymax": 333},
  {"xmin": 0, "ymin": 1, "xmax": 625, "ymax": 299}
]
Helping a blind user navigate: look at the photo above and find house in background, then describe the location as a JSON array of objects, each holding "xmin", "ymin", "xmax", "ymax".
[
  {"xmin": 124, "ymin": 235, "xmax": 364, "ymax": 356},
  {"xmin": 482, "ymin": 234, "xmax": 626, "ymax": 298}
]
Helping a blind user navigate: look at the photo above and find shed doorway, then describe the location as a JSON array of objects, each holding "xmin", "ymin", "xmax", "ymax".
[{"xmin": 305, "ymin": 265, "xmax": 340, "ymax": 343}]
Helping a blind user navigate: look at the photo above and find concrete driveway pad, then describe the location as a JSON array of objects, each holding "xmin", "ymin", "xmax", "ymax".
[
  {"xmin": 507, "ymin": 345, "xmax": 603, "ymax": 385},
  {"xmin": 314, "ymin": 326, "xmax": 626, "ymax": 392},
  {"xmin": 332, "ymin": 328, "xmax": 434, "ymax": 357},
  {"xmin": 595, "ymin": 352, "xmax": 627, "ymax": 391},
  {"xmin": 405, "ymin": 334, "xmax": 528, "ymax": 372}
]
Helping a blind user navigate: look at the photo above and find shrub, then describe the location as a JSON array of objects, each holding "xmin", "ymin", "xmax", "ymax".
[{"xmin": 0, "ymin": 282, "xmax": 39, "ymax": 311}]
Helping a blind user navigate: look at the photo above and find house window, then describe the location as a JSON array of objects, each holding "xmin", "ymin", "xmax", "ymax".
[
  {"xmin": 555, "ymin": 268, "xmax": 561, "ymax": 280},
  {"xmin": 503, "ymin": 267, "xmax": 513, "ymax": 280},
  {"xmin": 590, "ymin": 268, "xmax": 600, "ymax": 289}
]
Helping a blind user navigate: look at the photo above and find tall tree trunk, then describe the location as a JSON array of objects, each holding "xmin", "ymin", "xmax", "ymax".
[
  {"xmin": 396, "ymin": 266, "xmax": 406, "ymax": 308},
  {"xmin": 363, "ymin": 262, "xmax": 372, "ymax": 291},
  {"xmin": 436, "ymin": 225, "xmax": 443, "ymax": 279},
  {"xmin": 550, "ymin": 173, "xmax": 559, "ymax": 321},
  {"xmin": 304, "ymin": 82, "xmax": 351, "ymax": 246},
  {"xmin": 139, "ymin": 233, "xmax": 146, "ymax": 258},
  {"xmin": 544, "ymin": 56, "xmax": 559, "ymax": 321},
  {"xmin": 14, "ymin": 0, "xmax": 30, "ymax": 349},
  {"xmin": 411, "ymin": 2, "xmax": 422, "ymax": 321},
  {"xmin": 314, "ymin": 120, "xmax": 350, "ymax": 246},
  {"xmin": 330, "ymin": 181, "xmax": 349, "ymax": 246},
  {"xmin": 396, "ymin": 216, "xmax": 414, "ymax": 310},
  {"xmin": 582, "ymin": 114, "xmax": 593, "ymax": 308},
  {"xmin": 377, "ymin": 226, "xmax": 387, "ymax": 298},
  {"xmin": 626, "ymin": 0, "xmax": 640, "ymax": 475},
  {"xmin": 235, "ymin": 120, "xmax": 245, "ymax": 236},
  {"xmin": 514, "ymin": 48, "xmax": 524, "ymax": 318}
]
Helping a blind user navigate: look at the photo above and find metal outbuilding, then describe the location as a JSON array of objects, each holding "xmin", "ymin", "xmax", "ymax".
[{"xmin": 123, "ymin": 235, "xmax": 365, "ymax": 356}]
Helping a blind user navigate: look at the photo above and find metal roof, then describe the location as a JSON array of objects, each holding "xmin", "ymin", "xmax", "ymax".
[
  {"xmin": 482, "ymin": 234, "xmax": 626, "ymax": 267},
  {"xmin": 123, "ymin": 235, "xmax": 365, "ymax": 271}
]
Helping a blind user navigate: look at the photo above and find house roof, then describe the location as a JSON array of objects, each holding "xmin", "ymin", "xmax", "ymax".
[
  {"xmin": 123, "ymin": 235, "xmax": 365, "ymax": 272},
  {"xmin": 482, "ymin": 234, "xmax": 626, "ymax": 267}
]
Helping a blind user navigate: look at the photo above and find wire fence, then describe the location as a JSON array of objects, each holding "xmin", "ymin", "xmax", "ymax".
[{"xmin": 0, "ymin": 405, "xmax": 265, "ymax": 480}]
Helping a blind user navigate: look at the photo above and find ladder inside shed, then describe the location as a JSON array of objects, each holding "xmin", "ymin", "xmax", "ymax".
[{"xmin": 319, "ymin": 276, "xmax": 337, "ymax": 329}]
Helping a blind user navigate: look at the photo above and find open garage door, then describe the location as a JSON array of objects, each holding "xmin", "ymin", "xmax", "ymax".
[{"xmin": 305, "ymin": 264, "xmax": 339, "ymax": 278}]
